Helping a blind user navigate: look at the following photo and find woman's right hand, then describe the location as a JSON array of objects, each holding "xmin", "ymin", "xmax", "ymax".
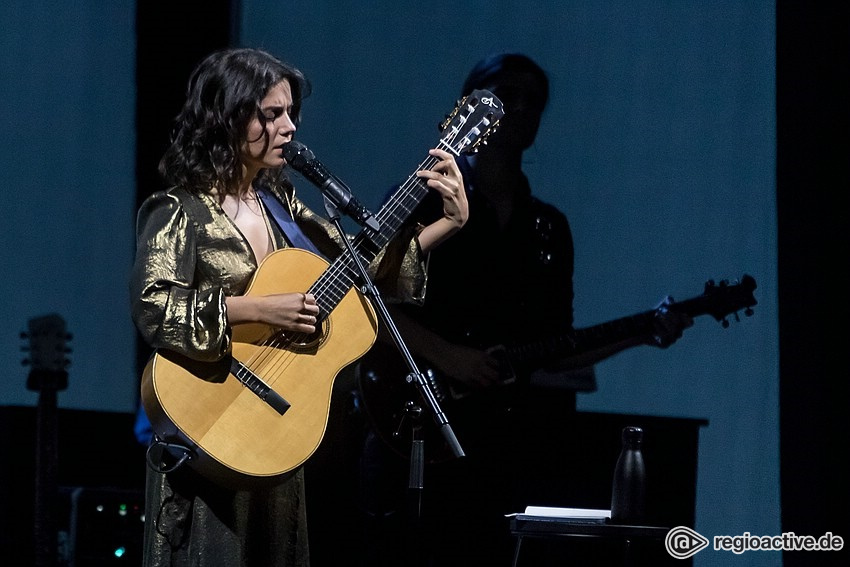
[
  {"xmin": 262, "ymin": 292, "xmax": 320, "ymax": 333},
  {"xmin": 227, "ymin": 292, "xmax": 319, "ymax": 333}
]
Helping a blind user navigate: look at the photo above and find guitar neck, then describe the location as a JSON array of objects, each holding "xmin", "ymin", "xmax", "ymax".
[
  {"xmin": 571, "ymin": 310, "xmax": 656, "ymax": 355},
  {"xmin": 506, "ymin": 310, "xmax": 657, "ymax": 369},
  {"xmin": 308, "ymin": 156, "xmax": 436, "ymax": 318},
  {"xmin": 34, "ymin": 385, "xmax": 61, "ymax": 567},
  {"xmin": 352, "ymin": 156, "xmax": 436, "ymax": 263},
  {"xmin": 505, "ymin": 282, "xmax": 756, "ymax": 368},
  {"xmin": 301, "ymin": 89, "xmax": 505, "ymax": 321},
  {"xmin": 289, "ymin": 89, "xmax": 506, "ymax": 323}
]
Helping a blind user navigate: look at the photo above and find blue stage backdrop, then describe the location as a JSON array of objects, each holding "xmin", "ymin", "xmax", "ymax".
[
  {"xmin": 0, "ymin": 1, "xmax": 137, "ymax": 413},
  {"xmin": 239, "ymin": 2, "xmax": 777, "ymax": 566}
]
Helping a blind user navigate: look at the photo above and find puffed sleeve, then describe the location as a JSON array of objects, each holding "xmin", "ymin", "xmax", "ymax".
[
  {"xmin": 130, "ymin": 191, "xmax": 231, "ymax": 362},
  {"xmin": 368, "ymin": 222, "xmax": 428, "ymax": 305}
]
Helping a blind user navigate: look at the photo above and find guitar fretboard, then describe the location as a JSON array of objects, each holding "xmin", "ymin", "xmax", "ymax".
[
  {"xmin": 307, "ymin": 162, "xmax": 434, "ymax": 321},
  {"xmin": 504, "ymin": 276, "xmax": 756, "ymax": 368},
  {"xmin": 506, "ymin": 311, "xmax": 656, "ymax": 369}
]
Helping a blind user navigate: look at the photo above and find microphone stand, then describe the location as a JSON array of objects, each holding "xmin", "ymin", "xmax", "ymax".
[{"xmin": 322, "ymin": 197, "xmax": 465, "ymax": 542}]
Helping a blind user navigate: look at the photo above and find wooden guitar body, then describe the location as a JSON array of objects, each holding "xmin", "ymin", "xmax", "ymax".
[{"xmin": 141, "ymin": 248, "xmax": 378, "ymax": 487}]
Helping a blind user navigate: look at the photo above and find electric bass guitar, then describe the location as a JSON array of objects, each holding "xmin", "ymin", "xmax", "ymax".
[
  {"xmin": 141, "ymin": 90, "xmax": 504, "ymax": 487},
  {"xmin": 357, "ymin": 275, "xmax": 757, "ymax": 462}
]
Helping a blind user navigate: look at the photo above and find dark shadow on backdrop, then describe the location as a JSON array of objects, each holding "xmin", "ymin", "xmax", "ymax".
[
  {"xmin": 134, "ymin": 0, "xmax": 237, "ymax": 376},
  {"xmin": 777, "ymin": 2, "xmax": 850, "ymax": 566}
]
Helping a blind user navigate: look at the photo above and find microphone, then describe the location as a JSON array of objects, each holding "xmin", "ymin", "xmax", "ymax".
[{"xmin": 282, "ymin": 140, "xmax": 381, "ymax": 232}]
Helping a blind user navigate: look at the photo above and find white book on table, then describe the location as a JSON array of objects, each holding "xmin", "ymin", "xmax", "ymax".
[{"xmin": 515, "ymin": 506, "xmax": 611, "ymax": 522}]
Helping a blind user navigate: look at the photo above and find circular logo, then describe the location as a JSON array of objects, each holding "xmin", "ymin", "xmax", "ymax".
[{"xmin": 665, "ymin": 526, "xmax": 710, "ymax": 559}]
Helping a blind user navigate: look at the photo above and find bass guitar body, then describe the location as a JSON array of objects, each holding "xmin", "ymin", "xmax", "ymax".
[
  {"xmin": 358, "ymin": 275, "xmax": 758, "ymax": 464},
  {"xmin": 141, "ymin": 248, "xmax": 378, "ymax": 488}
]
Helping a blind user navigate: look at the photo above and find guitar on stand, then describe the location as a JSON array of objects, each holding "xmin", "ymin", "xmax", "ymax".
[{"xmin": 22, "ymin": 314, "xmax": 72, "ymax": 567}]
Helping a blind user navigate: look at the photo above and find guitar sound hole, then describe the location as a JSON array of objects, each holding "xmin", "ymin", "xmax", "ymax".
[{"xmin": 278, "ymin": 319, "xmax": 330, "ymax": 354}]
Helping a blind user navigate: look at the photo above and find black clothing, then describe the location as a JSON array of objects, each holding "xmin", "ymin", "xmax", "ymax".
[{"xmin": 356, "ymin": 156, "xmax": 582, "ymax": 566}]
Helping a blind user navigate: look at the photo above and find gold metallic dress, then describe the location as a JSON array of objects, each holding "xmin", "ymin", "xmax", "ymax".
[{"xmin": 130, "ymin": 182, "xmax": 426, "ymax": 567}]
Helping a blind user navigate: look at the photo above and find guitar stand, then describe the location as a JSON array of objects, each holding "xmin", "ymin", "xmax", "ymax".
[
  {"xmin": 324, "ymin": 198, "xmax": 465, "ymax": 518},
  {"xmin": 405, "ymin": 401, "xmax": 427, "ymax": 563},
  {"xmin": 401, "ymin": 400, "xmax": 425, "ymax": 517}
]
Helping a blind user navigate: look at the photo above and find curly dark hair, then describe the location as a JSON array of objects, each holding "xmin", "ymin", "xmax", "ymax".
[{"xmin": 159, "ymin": 48, "xmax": 311, "ymax": 196}]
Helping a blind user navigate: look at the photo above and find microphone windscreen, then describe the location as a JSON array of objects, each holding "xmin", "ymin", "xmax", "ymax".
[{"xmin": 282, "ymin": 140, "xmax": 314, "ymax": 168}]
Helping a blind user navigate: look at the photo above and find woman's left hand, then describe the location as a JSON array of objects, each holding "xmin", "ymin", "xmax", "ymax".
[
  {"xmin": 417, "ymin": 148, "xmax": 468, "ymax": 228},
  {"xmin": 415, "ymin": 149, "xmax": 468, "ymax": 252},
  {"xmin": 648, "ymin": 296, "xmax": 694, "ymax": 348}
]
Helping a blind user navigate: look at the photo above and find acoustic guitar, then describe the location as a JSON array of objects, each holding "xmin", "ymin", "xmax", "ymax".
[
  {"xmin": 141, "ymin": 90, "xmax": 505, "ymax": 487},
  {"xmin": 357, "ymin": 275, "xmax": 757, "ymax": 463}
]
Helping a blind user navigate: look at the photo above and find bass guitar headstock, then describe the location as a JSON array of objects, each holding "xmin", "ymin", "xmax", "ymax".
[{"xmin": 700, "ymin": 275, "xmax": 758, "ymax": 328}]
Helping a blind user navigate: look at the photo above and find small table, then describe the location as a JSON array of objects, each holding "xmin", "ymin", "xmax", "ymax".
[{"xmin": 509, "ymin": 515, "xmax": 671, "ymax": 566}]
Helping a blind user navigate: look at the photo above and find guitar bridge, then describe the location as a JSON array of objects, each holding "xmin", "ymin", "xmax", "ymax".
[{"xmin": 229, "ymin": 358, "xmax": 291, "ymax": 415}]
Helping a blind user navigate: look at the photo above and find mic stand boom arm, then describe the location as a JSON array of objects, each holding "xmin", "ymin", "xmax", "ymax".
[{"xmin": 322, "ymin": 197, "xmax": 466, "ymax": 464}]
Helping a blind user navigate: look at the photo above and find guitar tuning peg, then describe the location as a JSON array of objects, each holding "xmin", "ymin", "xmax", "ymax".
[{"xmin": 734, "ymin": 312, "xmax": 741, "ymax": 323}]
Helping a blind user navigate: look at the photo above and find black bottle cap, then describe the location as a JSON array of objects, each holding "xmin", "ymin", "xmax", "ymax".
[{"xmin": 622, "ymin": 426, "xmax": 644, "ymax": 445}]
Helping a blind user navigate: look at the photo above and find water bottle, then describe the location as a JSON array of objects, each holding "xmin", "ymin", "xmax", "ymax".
[{"xmin": 610, "ymin": 426, "xmax": 646, "ymax": 524}]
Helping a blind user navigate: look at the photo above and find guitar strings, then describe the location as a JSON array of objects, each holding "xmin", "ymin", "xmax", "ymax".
[
  {"xmin": 248, "ymin": 162, "xmax": 436, "ymax": 381},
  {"xmin": 236, "ymin": 122, "xmax": 464, "ymax": 394},
  {"xmin": 237, "ymin": 154, "xmax": 442, "ymax": 389}
]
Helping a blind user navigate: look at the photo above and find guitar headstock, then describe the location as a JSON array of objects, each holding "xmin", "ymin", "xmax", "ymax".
[
  {"xmin": 22, "ymin": 313, "xmax": 72, "ymax": 391},
  {"xmin": 701, "ymin": 275, "xmax": 758, "ymax": 327},
  {"xmin": 439, "ymin": 89, "xmax": 504, "ymax": 156}
]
